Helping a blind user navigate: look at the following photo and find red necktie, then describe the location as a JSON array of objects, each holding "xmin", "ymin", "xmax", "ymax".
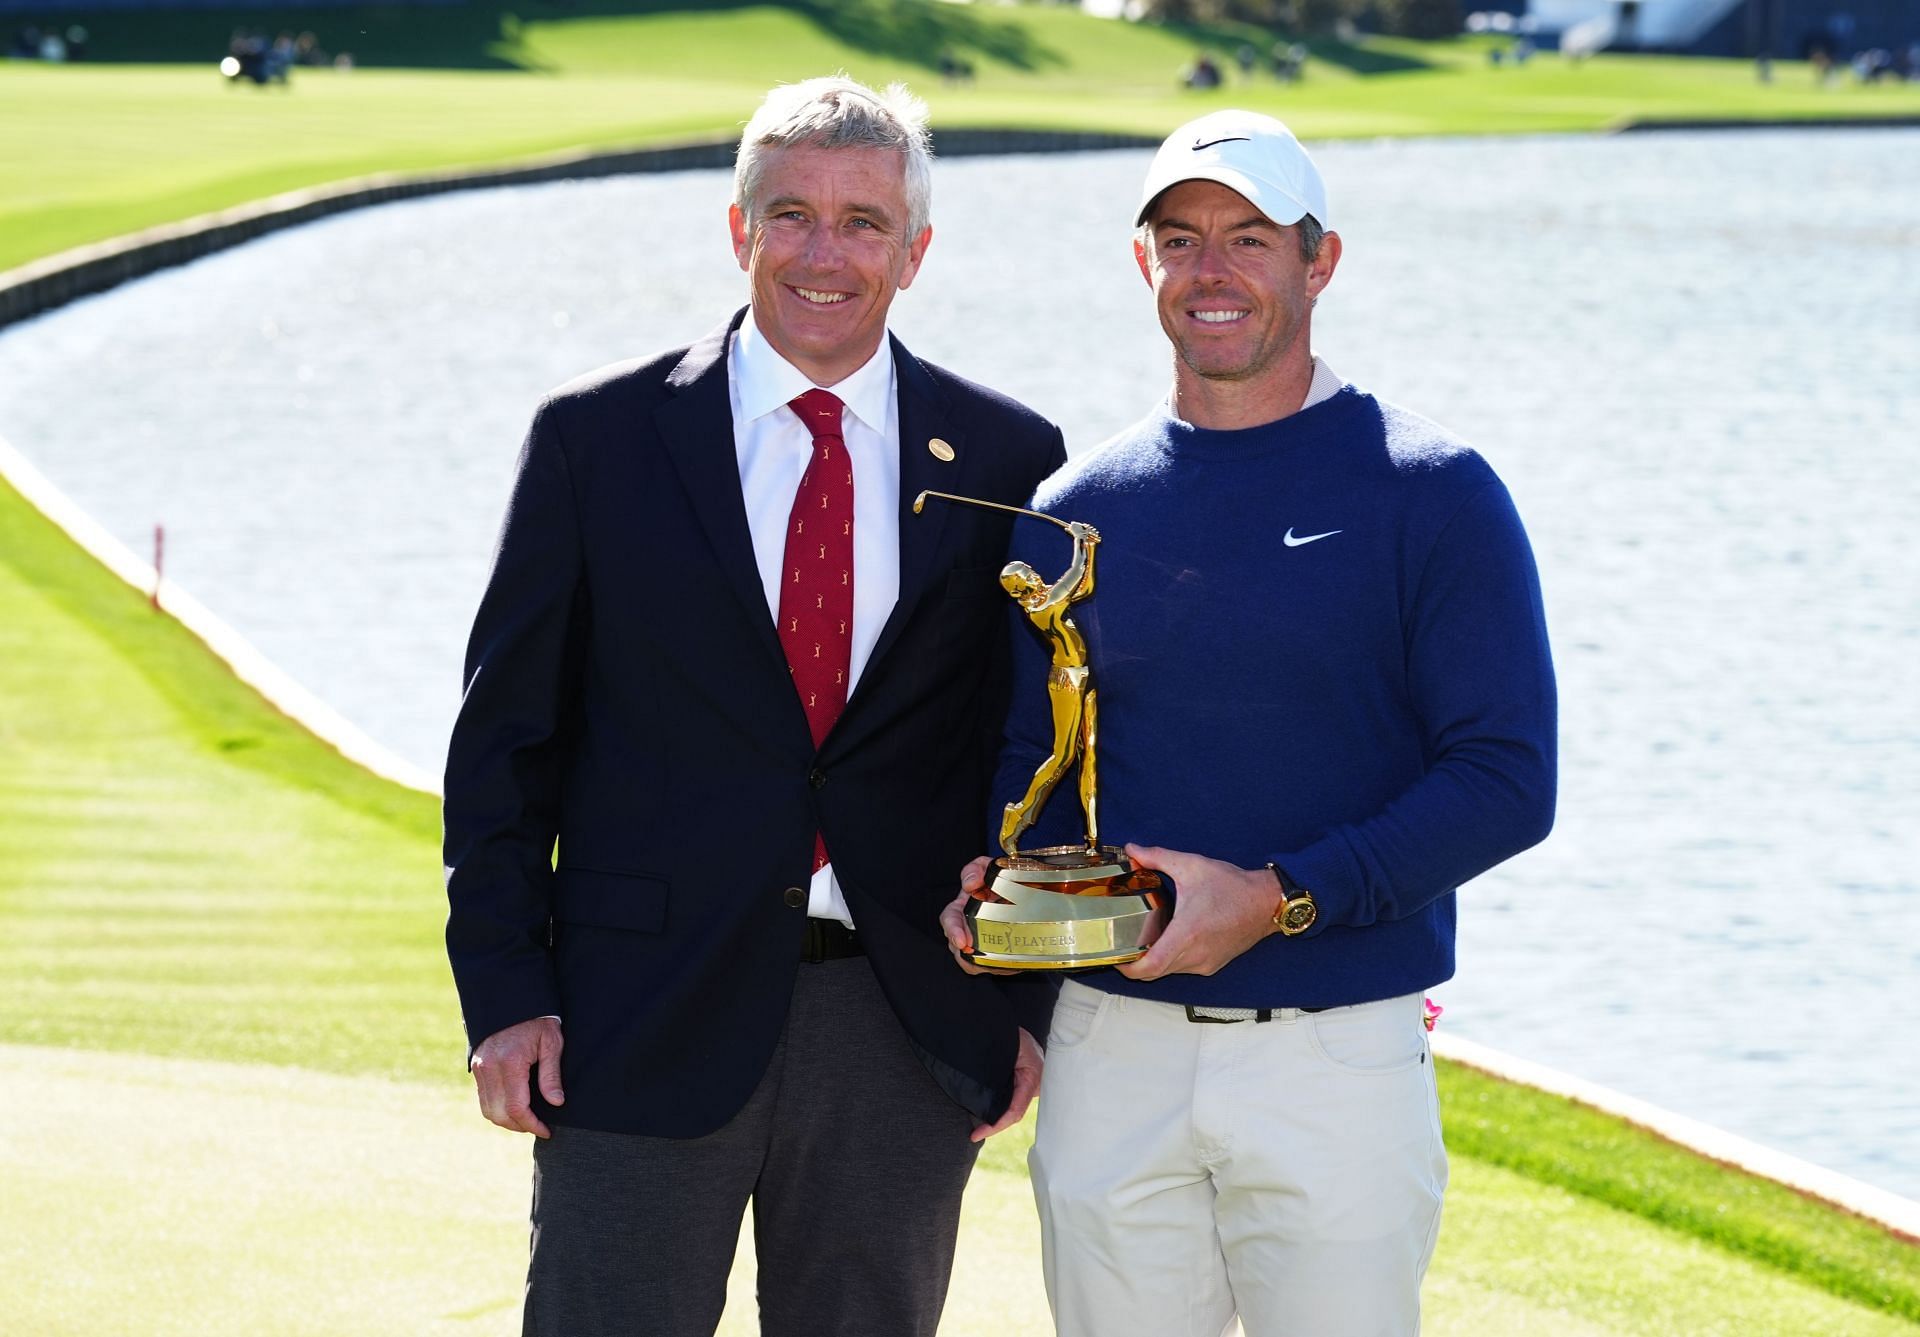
[{"xmin": 777, "ymin": 389, "xmax": 854, "ymax": 873}]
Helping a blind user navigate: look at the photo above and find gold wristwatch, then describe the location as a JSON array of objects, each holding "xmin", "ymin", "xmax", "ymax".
[{"xmin": 1265, "ymin": 863, "xmax": 1318, "ymax": 936}]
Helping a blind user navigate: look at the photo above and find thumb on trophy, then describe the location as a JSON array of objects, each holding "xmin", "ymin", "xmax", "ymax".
[
  {"xmin": 958, "ymin": 855, "xmax": 992, "ymax": 895},
  {"xmin": 1123, "ymin": 842, "xmax": 1179, "ymax": 875}
]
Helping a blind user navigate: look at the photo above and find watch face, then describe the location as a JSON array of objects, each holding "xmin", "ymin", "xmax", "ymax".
[{"xmin": 1282, "ymin": 898, "xmax": 1317, "ymax": 933}]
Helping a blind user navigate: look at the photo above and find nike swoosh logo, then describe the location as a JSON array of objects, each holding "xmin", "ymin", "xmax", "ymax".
[
  {"xmin": 1193, "ymin": 135, "xmax": 1252, "ymax": 151},
  {"xmin": 1283, "ymin": 527, "xmax": 1342, "ymax": 547}
]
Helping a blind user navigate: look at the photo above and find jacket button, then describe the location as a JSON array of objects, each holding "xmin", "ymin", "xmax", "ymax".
[
  {"xmin": 808, "ymin": 768, "xmax": 827, "ymax": 790},
  {"xmin": 783, "ymin": 886, "xmax": 806, "ymax": 908}
]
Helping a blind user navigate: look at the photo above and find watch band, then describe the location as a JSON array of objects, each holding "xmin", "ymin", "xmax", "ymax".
[{"xmin": 1264, "ymin": 862, "xmax": 1318, "ymax": 936}]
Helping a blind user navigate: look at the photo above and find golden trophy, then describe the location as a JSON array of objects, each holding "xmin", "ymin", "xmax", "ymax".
[{"xmin": 915, "ymin": 490, "xmax": 1170, "ymax": 969}]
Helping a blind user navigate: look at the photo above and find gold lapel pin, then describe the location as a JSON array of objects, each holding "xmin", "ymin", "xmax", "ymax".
[{"xmin": 928, "ymin": 438, "xmax": 956, "ymax": 462}]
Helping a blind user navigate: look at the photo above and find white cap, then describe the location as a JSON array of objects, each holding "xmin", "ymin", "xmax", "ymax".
[{"xmin": 1135, "ymin": 109, "xmax": 1330, "ymax": 231}]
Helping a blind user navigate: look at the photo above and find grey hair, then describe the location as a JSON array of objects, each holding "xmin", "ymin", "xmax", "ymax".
[
  {"xmin": 1296, "ymin": 214, "xmax": 1327, "ymax": 263},
  {"xmin": 734, "ymin": 76, "xmax": 934, "ymax": 239}
]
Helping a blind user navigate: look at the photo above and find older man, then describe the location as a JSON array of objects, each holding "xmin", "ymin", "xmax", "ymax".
[
  {"xmin": 946, "ymin": 110, "xmax": 1557, "ymax": 1335},
  {"xmin": 445, "ymin": 77, "xmax": 1062, "ymax": 1336}
]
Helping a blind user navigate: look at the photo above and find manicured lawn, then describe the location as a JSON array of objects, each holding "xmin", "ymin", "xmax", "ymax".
[
  {"xmin": 6, "ymin": 2, "xmax": 1917, "ymax": 271},
  {"xmin": 3, "ymin": 468, "xmax": 1916, "ymax": 1331},
  {"xmin": 9, "ymin": 1045, "xmax": 1919, "ymax": 1336}
]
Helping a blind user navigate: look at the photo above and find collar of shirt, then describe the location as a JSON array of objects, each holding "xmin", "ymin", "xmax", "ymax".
[
  {"xmin": 731, "ymin": 308, "xmax": 896, "ymax": 436},
  {"xmin": 1164, "ymin": 354, "xmax": 1346, "ymax": 427},
  {"xmin": 1301, "ymin": 355, "xmax": 1344, "ymax": 411}
]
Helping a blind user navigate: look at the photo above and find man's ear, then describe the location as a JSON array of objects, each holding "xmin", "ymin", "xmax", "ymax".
[
  {"xmin": 1134, "ymin": 234, "xmax": 1152, "ymax": 286},
  {"xmin": 1305, "ymin": 230, "xmax": 1342, "ymax": 301},
  {"xmin": 896, "ymin": 224, "xmax": 934, "ymax": 291},
  {"xmin": 728, "ymin": 204, "xmax": 751, "ymax": 272}
]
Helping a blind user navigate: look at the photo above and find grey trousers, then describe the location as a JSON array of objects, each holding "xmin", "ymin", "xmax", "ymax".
[{"xmin": 523, "ymin": 956, "xmax": 980, "ymax": 1337}]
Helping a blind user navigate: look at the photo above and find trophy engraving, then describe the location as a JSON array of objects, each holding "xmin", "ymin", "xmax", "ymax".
[{"xmin": 915, "ymin": 490, "xmax": 1170, "ymax": 969}]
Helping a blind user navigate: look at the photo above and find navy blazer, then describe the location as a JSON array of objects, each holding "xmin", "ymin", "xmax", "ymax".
[{"xmin": 444, "ymin": 310, "xmax": 1066, "ymax": 1136}]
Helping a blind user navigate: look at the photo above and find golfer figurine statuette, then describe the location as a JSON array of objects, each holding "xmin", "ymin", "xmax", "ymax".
[{"xmin": 914, "ymin": 489, "xmax": 1169, "ymax": 969}]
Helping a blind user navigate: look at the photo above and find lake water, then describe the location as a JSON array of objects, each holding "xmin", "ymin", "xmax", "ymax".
[{"xmin": 2, "ymin": 129, "xmax": 1916, "ymax": 1199}]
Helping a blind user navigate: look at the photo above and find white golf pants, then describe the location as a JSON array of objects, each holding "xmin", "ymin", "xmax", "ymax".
[{"xmin": 1030, "ymin": 981, "xmax": 1447, "ymax": 1337}]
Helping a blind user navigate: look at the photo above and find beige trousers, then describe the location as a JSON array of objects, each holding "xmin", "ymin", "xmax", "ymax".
[{"xmin": 1030, "ymin": 982, "xmax": 1447, "ymax": 1337}]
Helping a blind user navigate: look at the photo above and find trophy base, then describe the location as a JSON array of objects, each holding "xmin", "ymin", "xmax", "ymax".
[{"xmin": 964, "ymin": 845, "xmax": 1169, "ymax": 971}]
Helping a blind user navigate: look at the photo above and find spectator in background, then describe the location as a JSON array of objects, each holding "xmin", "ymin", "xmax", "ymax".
[
  {"xmin": 265, "ymin": 32, "xmax": 296, "ymax": 83},
  {"xmin": 1183, "ymin": 51, "xmax": 1223, "ymax": 89},
  {"xmin": 1272, "ymin": 41, "xmax": 1308, "ymax": 82},
  {"xmin": 938, "ymin": 47, "xmax": 974, "ymax": 85}
]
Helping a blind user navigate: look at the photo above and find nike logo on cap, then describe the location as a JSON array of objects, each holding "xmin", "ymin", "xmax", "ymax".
[
  {"xmin": 1193, "ymin": 135, "xmax": 1252, "ymax": 151},
  {"xmin": 1283, "ymin": 527, "xmax": 1341, "ymax": 547}
]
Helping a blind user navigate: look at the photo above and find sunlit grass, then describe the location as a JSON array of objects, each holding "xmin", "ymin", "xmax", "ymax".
[{"xmin": 5, "ymin": 4, "xmax": 1916, "ymax": 271}]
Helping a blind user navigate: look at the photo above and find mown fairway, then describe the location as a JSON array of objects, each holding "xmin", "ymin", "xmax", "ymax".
[
  {"xmin": 5, "ymin": 1, "xmax": 1919, "ymax": 270},
  {"xmin": 3, "ymin": 466, "xmax": 1918, "ymax": 1332}
]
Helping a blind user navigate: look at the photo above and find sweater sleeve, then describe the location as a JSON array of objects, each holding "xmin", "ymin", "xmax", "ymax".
[
  {"xmin": 442, "ymin": 399, "xmax": 585, "ymax": 1053},
  {"xmin": 1275, "ymin": 480, "xmax": 1557, "ymax": 930}
]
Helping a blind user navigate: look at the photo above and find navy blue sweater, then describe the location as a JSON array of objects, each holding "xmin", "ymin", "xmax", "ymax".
[{"xmin": 991, "ymin": 387, "xmax": 1557, "ymax": 1008}]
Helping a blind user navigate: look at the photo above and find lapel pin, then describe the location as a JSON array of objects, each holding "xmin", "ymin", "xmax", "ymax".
[{"xmin": 928, "ymin": 438, "xmax": 956, "ymax": 462}]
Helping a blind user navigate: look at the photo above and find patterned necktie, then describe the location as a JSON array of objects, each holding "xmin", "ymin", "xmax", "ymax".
[{"xmin": 777, "ymin": 388, "xmax": 854, "ymax": 872}]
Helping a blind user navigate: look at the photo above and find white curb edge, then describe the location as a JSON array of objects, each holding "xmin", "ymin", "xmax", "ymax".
[
  {"xmin": 0, "ymin": 430, "xmax": 441, "ymax": 797},
  {"xmin": 1433, "ymin": 1031, "xmax": 1920, "ymax": 1242}
]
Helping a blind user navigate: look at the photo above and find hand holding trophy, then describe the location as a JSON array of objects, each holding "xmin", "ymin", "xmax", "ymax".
[{"xmin": 916, "ymin": 491, "xmax": 1169, "ymax": 969}]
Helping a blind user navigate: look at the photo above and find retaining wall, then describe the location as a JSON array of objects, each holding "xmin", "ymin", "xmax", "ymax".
[{"xmin": 0, "ymin": 130, "xmax": 1155, "ymax": 332}]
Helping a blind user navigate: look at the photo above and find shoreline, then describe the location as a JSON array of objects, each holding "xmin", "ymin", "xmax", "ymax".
[
  {"xmin": 5, "ymin": 115, "xmax": 1916, "ymax": 333},
  {"xmin": 0, "ymin": 128, "xmax": 1154, "ymax": 333}
]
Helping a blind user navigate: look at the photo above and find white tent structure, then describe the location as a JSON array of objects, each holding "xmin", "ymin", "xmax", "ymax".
[{"xmin": 1528, "ymin": 0, "xmax": 1748, "ymax": 49}]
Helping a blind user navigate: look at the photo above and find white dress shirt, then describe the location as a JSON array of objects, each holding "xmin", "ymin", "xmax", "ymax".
[
  {"xmin": 1301, "ymin": 355, "xmax": 1344, "ymax": 411},
  {"xmin": 728, "ymin": 310, "xmax": 901, "ymax": 928}
]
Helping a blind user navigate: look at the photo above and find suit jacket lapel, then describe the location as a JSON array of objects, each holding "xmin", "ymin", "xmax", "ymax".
[
  {"xmin": 858, "ymin": 334, "xmax": 958, "ymax": 687},
  {"xmin": 655, "ymin": 308, "xmax": 791, "ymax": 679}
]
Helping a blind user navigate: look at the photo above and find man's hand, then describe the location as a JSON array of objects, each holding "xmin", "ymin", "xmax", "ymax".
[
  {"xmin": 971, "ymin": 1027, "xmax": 1044, "ymax": 1142},
  {"xmin": 470, "ymin": 1016, "xmax": 565, "ymax": 1138},
  {"xmin": 1116, "ymin": 843, "xmax": 1277, "ymax": 981},
  {"xmin": 941, "ymin": 856, "xmax": 1020, "ymax": 976}
]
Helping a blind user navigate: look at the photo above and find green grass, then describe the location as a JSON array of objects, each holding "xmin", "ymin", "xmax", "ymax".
[
  {"xmin": 3, "ymin": 465, "xmax": 1917, "ymax": 1330},
  {"xmin": 0, "ymin": 468, "xmax": 453, "ymax": 1081},
  {"xmin": 1443, "ymin": 1062, "xmax": 1920, "ymax": 1321},
  {"xmin": 11, "ymin": 1046, "xmax": 1918, "ymax": 1337},
  {"xmin": 6, "ymin": 2, "xmax": 1918, "ymax": 271}
]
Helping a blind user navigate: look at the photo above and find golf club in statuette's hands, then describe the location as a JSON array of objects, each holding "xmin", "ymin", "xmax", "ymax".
[{"xmin": 915, "ymin": 490, "xmax": 1170, "ymax": 969}]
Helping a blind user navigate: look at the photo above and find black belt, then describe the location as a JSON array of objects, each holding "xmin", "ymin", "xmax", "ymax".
[{"xmin": 801, "ymin": 917, "xmax": 863, "ymax": 963}]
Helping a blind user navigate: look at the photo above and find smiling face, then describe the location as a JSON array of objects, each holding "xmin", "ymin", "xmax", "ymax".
[
  {"xmin": 1135, "ymin": 179, "xmax": 1340, "ymax": 428},
  {"xmin": 729, "ymin": 142, "xmax": 932, "ymax": 387}
]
